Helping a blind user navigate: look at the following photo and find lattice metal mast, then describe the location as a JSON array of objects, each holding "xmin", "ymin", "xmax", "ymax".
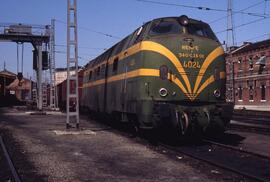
[
  {"xmin": 66, "ymin": 0, "xmax": 79, "ymax": 128},
  {"xmin": 49, "ymin": 19, "xmax": 58, "ymax": 109},
  {"xmin": 226, "ymin": 0, "xmax": 236, "ymax": 51}
]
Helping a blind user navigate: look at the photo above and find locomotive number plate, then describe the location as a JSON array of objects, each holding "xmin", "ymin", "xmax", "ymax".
[{"xmin": 183, "ymin": 61, "xmax": 201, "ymax": 69}]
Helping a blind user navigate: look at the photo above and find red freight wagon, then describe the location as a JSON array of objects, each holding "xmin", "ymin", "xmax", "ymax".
[{"xmin": 57, "ymin": 69, "xmax": 84, "ymax": 111}]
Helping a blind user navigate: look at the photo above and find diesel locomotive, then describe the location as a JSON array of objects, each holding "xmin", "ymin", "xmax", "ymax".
[{"xmin": 81, "ymin": 15, "xmax": 234, "ymax": 137}]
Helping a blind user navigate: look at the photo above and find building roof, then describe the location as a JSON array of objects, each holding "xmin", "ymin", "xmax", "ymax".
[
  {"xmin": 0, "ymin": 69, "xmax": 17, "ymax": 78},
  {"xmin": 0, "ymin": 69, "xmax": 33, "ymax": 82},
  {"xmin": 230, "ymin": 39, "xmax": 270, "ymax": 55}
]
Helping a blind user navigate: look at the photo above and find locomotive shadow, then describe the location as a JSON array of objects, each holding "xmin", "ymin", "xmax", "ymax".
[
  {"xmin": 83, "ymin": 113, "xmax": 246, "ymax": 148},
  {"xmin": 84, "ymin": 113, "xmax": 140, "ymax": 137},
  {"xmin": 204, "ymin": 132, "xmax": 246, "ymax": 146},
  {"xmin": 153, "ymin": 131, "xmax": 246, "ymax": 148}
]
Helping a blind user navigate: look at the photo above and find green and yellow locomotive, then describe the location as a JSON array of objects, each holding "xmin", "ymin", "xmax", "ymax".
[{"xmin": 81, "ymin": 15, "xmax": 233, "ymax": 137}]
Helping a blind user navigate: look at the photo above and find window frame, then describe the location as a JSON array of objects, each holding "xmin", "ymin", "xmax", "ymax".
[
  {"xmin": 238, "ymin": 86, "xmax": 243, "ymax": 101},
  {"xmin": 249, "ymin": 85, "xmax": 254, "ymax": 102},
  {"xmin": 148, "ymin": 19, "xmax": 183, "ymax": 37}
]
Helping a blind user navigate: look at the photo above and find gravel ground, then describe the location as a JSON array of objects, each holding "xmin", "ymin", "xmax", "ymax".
[{"xmin": 0, "ymin": 107, "xmax": 256, "ymax": 182}]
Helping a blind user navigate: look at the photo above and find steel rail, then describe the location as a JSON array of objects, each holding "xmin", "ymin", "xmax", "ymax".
[
  {"xmin": 0, "ymin": 136, "xmax": 21, "ymax": 182},
  {"xmin": 229, "ymin": 123, "xmax": 270, "ymax": 135},
  {"xmin": 159, "ymin": 143, "xmax": 267, "ymax": 182},
  {"xmin": 203, "ymin": 139, "xmax": 270, "ymax": 160}
]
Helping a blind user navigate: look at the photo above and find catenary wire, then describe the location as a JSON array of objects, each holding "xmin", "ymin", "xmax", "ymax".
[
  {"xmin": 209, "ymin": 0, "xmax": 268, "ymax": 24},
  {"xmin": 135, "ymin": 0, "xmax": 270, "ymax": 18},
  {"xmin": 55, "ymin": 19, "xmax": 121, "ymax": 39},
  {"xmin": 215, "ymin": 17, "xmax": 270, "ymax": 34}
]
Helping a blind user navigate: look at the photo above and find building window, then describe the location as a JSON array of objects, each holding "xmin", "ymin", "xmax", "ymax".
[
  {"xmin": 257, "ymin": 55, "xmax": 266, "ymax": 74},
  {"xmin": 261, "ymin": 85, "xmax": 266, "ymax": 101},
  {"xmin": 229, "ymin": 64, "xmax": 233, "ymax": 80},
  {"xmin": 249, "ymin": 86, "xmax": 254, "ymax": 101},
  {"xmin": 238, "ymin": 58, "xmax": 242, "ymax": 71},
  {"xmin": 248, "ymin": 56, "xmax": 253, "ymax": 70},
  {"xmin": 238, "ymin": 86, "xmax": 243, "ymax": 101}
]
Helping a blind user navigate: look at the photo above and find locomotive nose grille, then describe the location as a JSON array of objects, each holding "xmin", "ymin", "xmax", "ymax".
[{"xmin": 184, "ymin": 93, "xmax": 200, "ymax": 101}]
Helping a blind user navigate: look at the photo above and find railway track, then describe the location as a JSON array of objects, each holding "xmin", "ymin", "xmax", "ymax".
[
  {"xmin": 159, "ymin": 139, "xmax": 270, "ymax": 182},
  {"xmin": 203, "ymin": 139, "xmax": 269, "ymax": 159},
  {"xmin": 229, "ymin": 121, "xmax": 270, "ymax": 136},
  {"xmin": 91, "ymin": 117, "xmax": 270, "ymax": 181},
  {"xmin": 84, "ymin": 114, "xmax": 270, "ymax": 181},
  {"xmin": 0, "ymin": 136, "xmax": 21, "ymax": 182}
]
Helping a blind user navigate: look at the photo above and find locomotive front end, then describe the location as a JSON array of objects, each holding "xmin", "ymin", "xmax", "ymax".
[{"xmin": 142, "ymin": 16, "xmax": 233, "ymax": 136}]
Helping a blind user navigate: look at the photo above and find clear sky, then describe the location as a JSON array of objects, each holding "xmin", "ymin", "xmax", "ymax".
[{"xmin": 0, "ymin": 0, "xmax": 269, "ymax": 78}]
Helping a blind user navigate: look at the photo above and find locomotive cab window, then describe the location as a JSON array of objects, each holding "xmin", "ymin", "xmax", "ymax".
[
  {"xmin": 149, "ymin": 20, "xmax": 183, "ymax": 36},
  {"xmin": 187, "ymin": 24, "xmax": 218, "ymax": 41}
]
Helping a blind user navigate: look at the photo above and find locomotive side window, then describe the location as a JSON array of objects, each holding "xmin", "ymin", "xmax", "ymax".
[
  {"xmin": 97, "ymin": 66, "xmax": 101, "ymax": 76},
  {"xmin": 149, "ymin": 20, "xmax": 182, "ymax": 36},
  {"xmin": 101, "ymin": 64, "xmax": 105, "ymax": 76},
  {"xmin": 187, "ymin": 24, "xmax": 218, "ymax": 41},
  {"xmin": 113, "ymin": 58, "xmax": 118, "ymax": 72},
  {"xmin": 89, "ymin": 71, "xmax": 92, "ymax": 81}
]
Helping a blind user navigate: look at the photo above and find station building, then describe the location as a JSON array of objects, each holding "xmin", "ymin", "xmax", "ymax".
[
  {"xmin": 0, "ymin": 68, "xmax": 32, "ymax": 105},
  {"xmin": 226, "ymin": 39, "xmax": 270, "ymax": 110}
]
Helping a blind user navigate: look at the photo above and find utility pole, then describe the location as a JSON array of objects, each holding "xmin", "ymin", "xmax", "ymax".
[
  {"xmin": 37, "ymin": 45, "xmax": 43, "ymax": 110},
  {"xmin": 226, "ymin": 0, "xmax": 236, "ymax": 51},
  {"xmin": 66, "ymin": 0, "xmax": 79, "ymax": 129}
]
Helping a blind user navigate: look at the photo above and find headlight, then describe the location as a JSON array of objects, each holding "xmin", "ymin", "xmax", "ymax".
[
  {"xmin": 159, "ymin": 88, "xmax": 168, "ymax": 97},
  {"xmin": 179, "ymin": 15, "xmax": 189, "ymax": 25},
  {"xmin": 213, "ymin": 89, "xmax": 221, "ymax": 98}
]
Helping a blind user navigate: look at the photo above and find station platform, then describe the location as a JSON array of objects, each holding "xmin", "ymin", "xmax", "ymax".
[
  {"xmin": 235, "ymin": 105, "xmax": 270, "ymax": 112},
  {"xmin": 234, "ymin": 105, "xmax": 270, "ymax": 117}
]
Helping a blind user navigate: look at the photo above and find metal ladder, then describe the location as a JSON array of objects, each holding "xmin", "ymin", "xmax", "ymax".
[{"xmin": 66, "ymin": 0, "xmax": 79, "ymax": 129}]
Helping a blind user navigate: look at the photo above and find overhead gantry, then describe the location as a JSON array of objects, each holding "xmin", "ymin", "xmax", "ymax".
[{"xmin": 0, "ymin": 23, "xmax": 53, "ymax": 110}]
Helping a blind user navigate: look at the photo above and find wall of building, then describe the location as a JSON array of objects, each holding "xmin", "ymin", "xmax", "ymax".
[{"xmin": 226, "ymin": 42, "xmax": 270, "ymax": 107}]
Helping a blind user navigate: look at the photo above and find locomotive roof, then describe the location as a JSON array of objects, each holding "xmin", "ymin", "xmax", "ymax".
[
  {"xmin": 83, "ymin": 15, "xmax": 210, "ymax": 69},
  {"xmin": 149, "ymin": 16, "xmax": 208, "ymax": 26}
]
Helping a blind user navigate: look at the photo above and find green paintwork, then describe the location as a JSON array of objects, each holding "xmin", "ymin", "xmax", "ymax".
[{"xmin": 81, "ymin": 16, "xmax": 233, "ymax": 133}]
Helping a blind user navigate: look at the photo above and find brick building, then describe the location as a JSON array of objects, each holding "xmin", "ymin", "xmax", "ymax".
[{"xmin": 226, "ymin": 39, "xmax": 270, "ymax": 109}]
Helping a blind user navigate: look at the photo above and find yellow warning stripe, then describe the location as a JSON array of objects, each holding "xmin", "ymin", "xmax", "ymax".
[
  {"xmin": 193, "ymin": 46, "xmax": 224, "ymax": 94},
  {"xmin": 83, "ymin": 40, "xmax": 226, "ymax": 101},
  {"xmin": 83, "ymin": 69, "xmax": 159, "ymax": 88},
  {"xmin": 84, "ymin": 41, "xmax": 191, "ymax": 94}
]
